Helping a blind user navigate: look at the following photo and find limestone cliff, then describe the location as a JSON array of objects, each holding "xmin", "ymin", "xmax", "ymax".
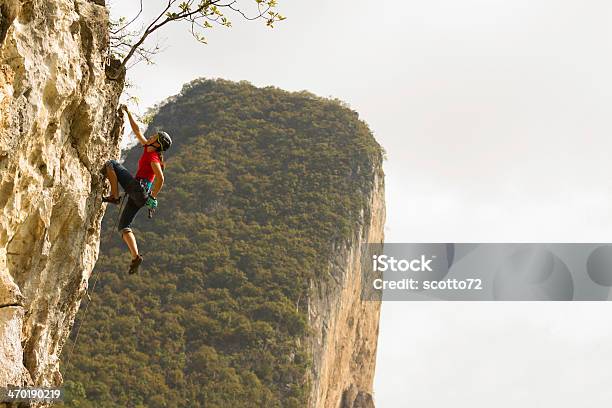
[
  {"xmin": 0, "ymin": 0, "xmax": 123, "ymax": 391},
  {"xmin": 308, "ymin": 171, "xmax": 384, "ymax": 408}
]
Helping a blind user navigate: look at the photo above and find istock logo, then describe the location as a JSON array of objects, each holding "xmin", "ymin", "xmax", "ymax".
[{"xmin": 372, "ymin": 254, "xmax": 435, "ymax": 272}]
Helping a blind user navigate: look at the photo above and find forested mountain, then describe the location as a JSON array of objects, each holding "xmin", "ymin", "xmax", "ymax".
[{"xmin": 60, "ymin": 79, "xmax": 384, "ymax": 407}]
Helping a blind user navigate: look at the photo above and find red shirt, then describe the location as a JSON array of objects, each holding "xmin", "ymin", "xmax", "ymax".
[{"xmin": 135, "ymin": 146, "xmax": 161, "ymax": 182}]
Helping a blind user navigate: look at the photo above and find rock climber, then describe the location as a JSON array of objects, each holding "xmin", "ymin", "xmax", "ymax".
[{"xmin": 102, "ymin": 105, "xmax": 172, "ymax": 274}]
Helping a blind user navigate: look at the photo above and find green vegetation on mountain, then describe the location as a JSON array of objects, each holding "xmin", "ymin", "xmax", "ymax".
[{"xmin": 61, "ymin": 78, "xmax": 383, "ymax": 408}]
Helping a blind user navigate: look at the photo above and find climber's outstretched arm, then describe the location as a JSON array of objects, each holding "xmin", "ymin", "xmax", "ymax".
[
  {"xmin": 121, "ymin": 105, "xmax": 147, "ymax": 146},
  {"xmin": 150, "ymin": 161, "xmax": 164, "ymax": 199}
]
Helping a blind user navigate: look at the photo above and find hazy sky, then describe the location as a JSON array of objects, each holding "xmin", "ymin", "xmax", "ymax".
[{"xmin": 109, "ymin": 1, "xmax": 612, "ymax": 406}]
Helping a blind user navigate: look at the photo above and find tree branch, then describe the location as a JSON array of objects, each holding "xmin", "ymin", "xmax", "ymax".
[
  {"xmin": 106, "ymin": 0, "xmax": 285, "ymax": 80},
  {"xmin": 110, "ymin": 0, "xmax": 144, "ymax": 35}
]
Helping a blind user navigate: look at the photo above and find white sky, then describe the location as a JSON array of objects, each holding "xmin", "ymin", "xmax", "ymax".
[{"xmin": 109, "ymin": 1, "xmax": 612, "ymax": 406}]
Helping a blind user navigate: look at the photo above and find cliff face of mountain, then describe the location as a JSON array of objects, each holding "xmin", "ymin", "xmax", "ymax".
[
  {"xmin": 0, "ymin": 0, "xmax": 123, "ymax": 389},
  {"xmin": 308, "ymin": 170, "xmax": 384, "ymax": 408}
]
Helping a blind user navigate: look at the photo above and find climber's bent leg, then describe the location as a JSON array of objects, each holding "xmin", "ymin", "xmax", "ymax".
[
  {"xmin": 104, "ymin": 160, "xmax": 137, "ymax": 200},
  {"xmin": 104, "ymin": 161, "xmax": 120, "ymax": 202}
]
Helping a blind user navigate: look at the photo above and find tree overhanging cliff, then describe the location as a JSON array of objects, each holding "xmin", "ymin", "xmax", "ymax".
[{"xmin": 62, "ymin": 79, "xmax": 385, "ymax": 407}]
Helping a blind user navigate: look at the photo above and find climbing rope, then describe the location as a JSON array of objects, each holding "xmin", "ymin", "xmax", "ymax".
[{"xmin": 64, "ymin": 193, "xmax": 127, "ymax": 370}]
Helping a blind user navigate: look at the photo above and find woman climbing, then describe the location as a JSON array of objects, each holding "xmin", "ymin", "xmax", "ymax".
[{"xmin": 102, "ymin": 105, "xmax": 172, "ymax": 274}]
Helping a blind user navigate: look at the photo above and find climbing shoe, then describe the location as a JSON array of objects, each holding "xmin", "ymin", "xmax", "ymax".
[
  {"xmin": 128, "ymin": 254, "xmax": 143, "ymax": 275},
  {"xmin": 102, "ymin": 195, "xmax": 121, "ymax": 205}
]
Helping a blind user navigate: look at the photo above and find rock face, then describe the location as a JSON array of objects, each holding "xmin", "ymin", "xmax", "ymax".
[
  {"xmin": 0, "ymin": 0, "xmax": 123, "ymax": 390},
  {"xmin": 308, "ymin": 171, "xmax": 385, "ymax": 408}
]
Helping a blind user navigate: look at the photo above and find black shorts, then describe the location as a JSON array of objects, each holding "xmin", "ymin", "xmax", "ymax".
[{"xmin": 106, "ymin": 160, "xmax": 151, "ymax": 233}]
